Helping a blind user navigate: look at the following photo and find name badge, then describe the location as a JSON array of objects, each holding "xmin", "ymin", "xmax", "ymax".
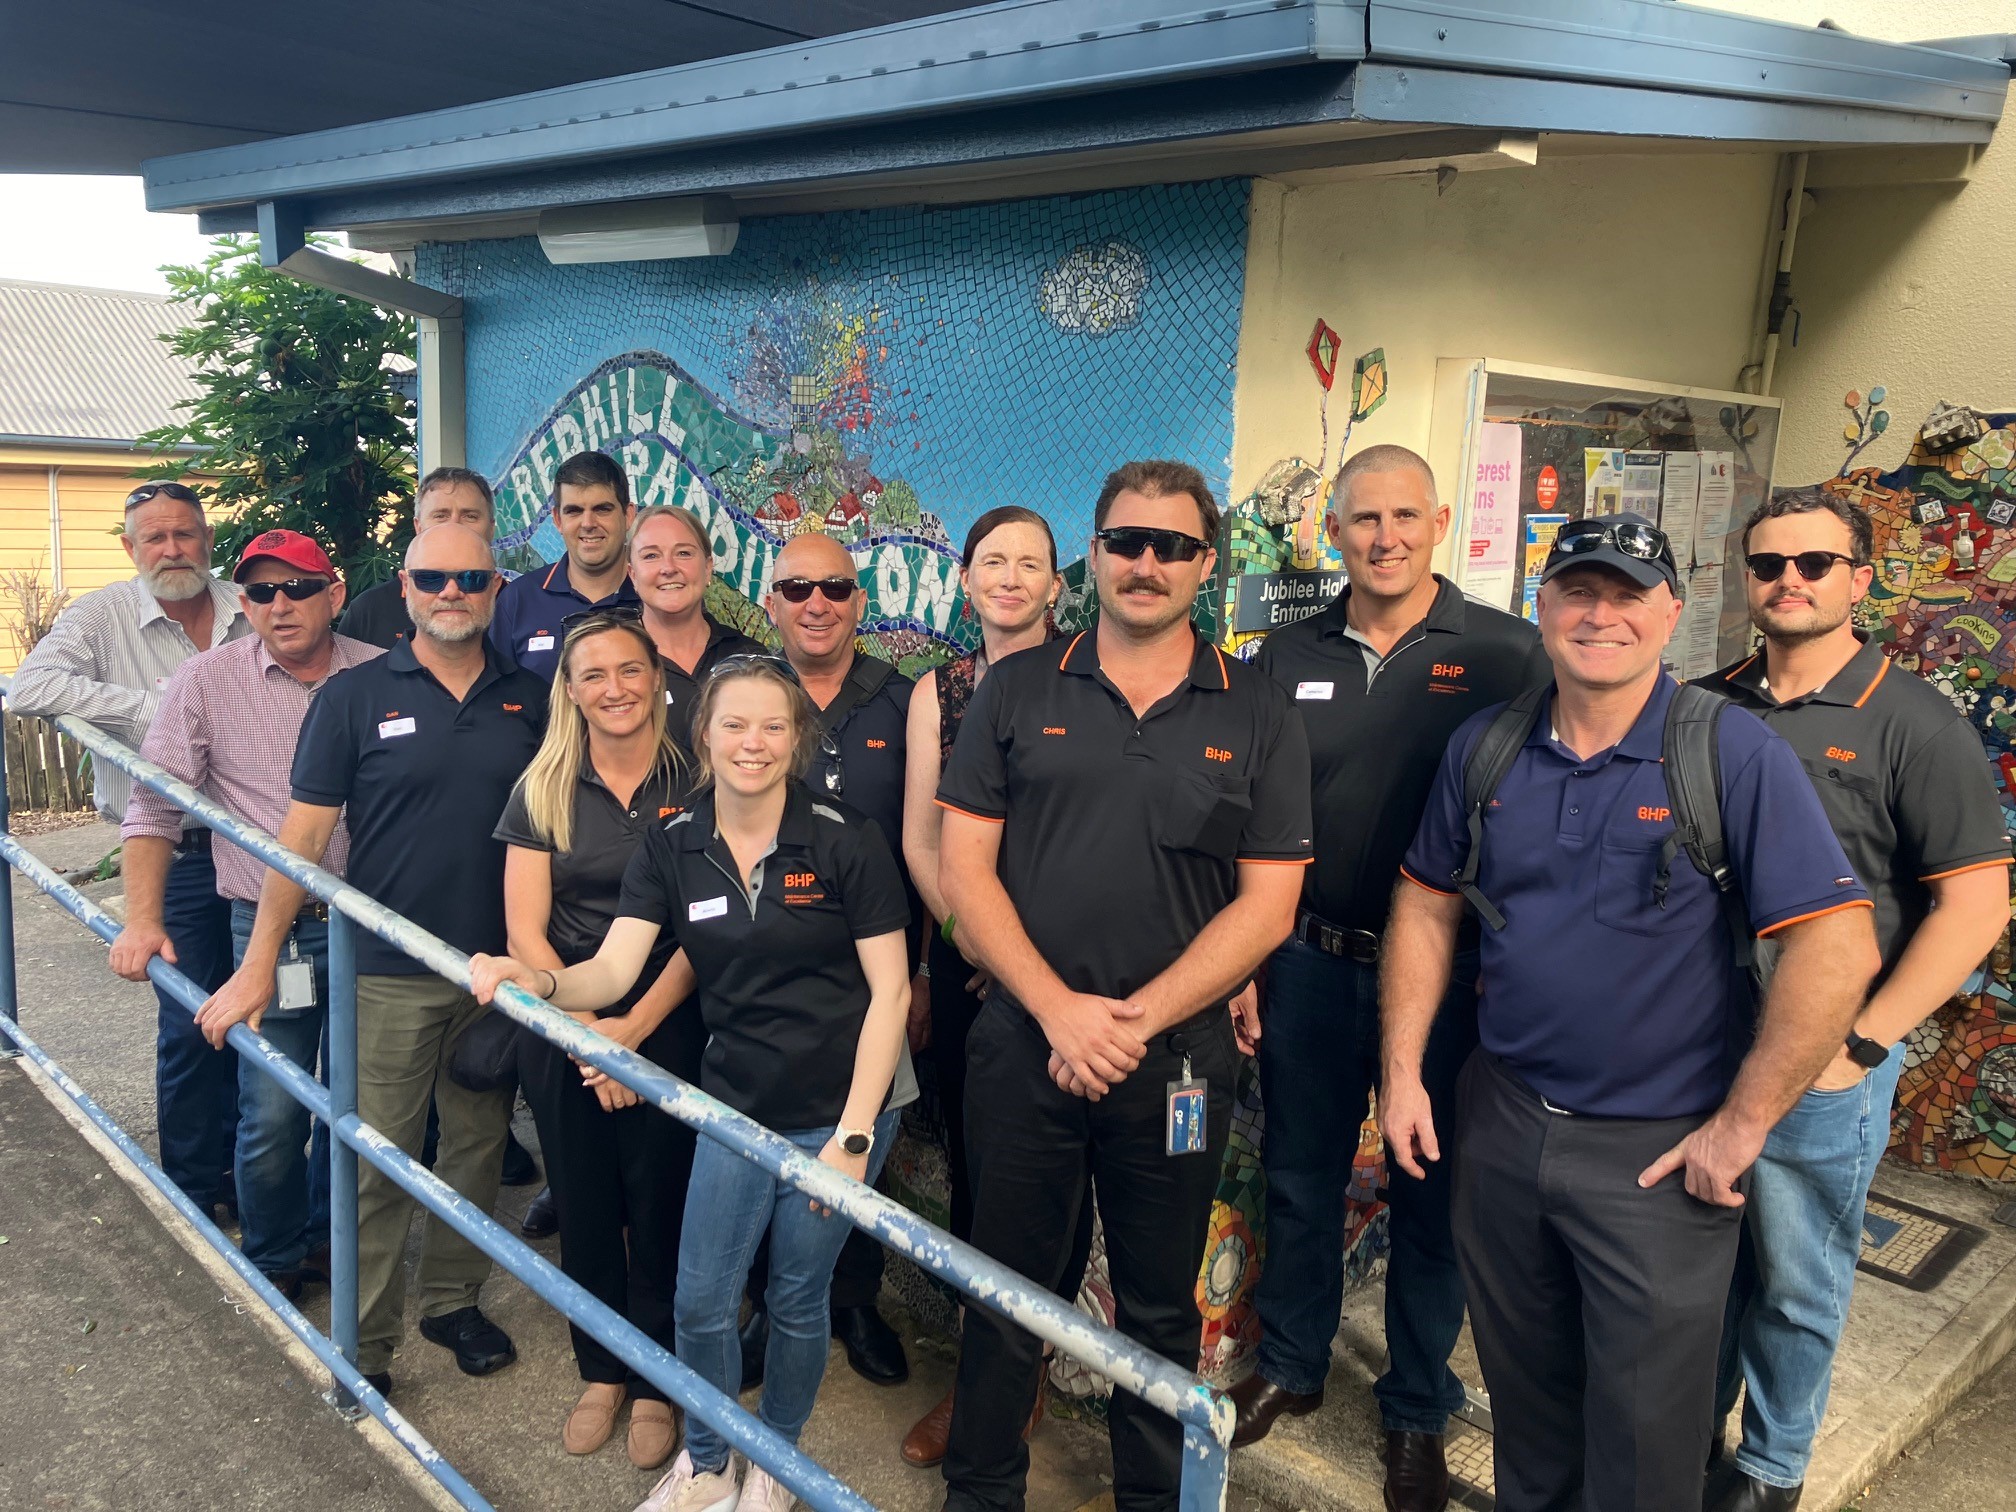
[
  {"xmin": 1296, "ymin": 681, "xmax": 1335, "ymax": 700},
  {"xmin": 527, "ymin": 634, "xmax": 556, "ymax": 652},
  {"xmin": 665, "ymin": 690, "xmax": 677, "ymax": 705},
  {"xmin": 153, "ymin": 675, "xmax": 173, "ymax": 692},
  {"xmin": 377, "ymin": 717, "xmax": 417, "ymax": 739},
  {"xmin": 688, "ymin": 896, "xmax": 729, "ymax": 922},
  {"xmin": 1166, "ymin": 1070, "xmax": 1208, "ymax": 1156}
]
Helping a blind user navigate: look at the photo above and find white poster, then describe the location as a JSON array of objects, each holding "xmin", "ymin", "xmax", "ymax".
[
  {"xmin": 1468, "ymin": 423, "xmax": 1522, "ymax": 610},
  {"xmin": 1658, "ymin": 451, "xmax": 1701, "ymax": 568},
  {"xmin": 1695, "ymin": 452, "xmax": 1736, "ymax": 566}
]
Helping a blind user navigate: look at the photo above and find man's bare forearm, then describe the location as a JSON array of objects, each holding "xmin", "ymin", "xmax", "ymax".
[
  {"xmin": 1380, "ymin": 880, "xmax": 1463, "ymax": 1085},
  {"xmin": 120, "ymin": 836, "xmax": 173, "ymax": 930},
  {"xmin": 940, "ymin": 856, "xmax": 1068, "ymax": 1019},
  {"xmin": 1723, "ymin": 906, "xmax": 1878, "ymax": 1133},
  {"xmin": 237, "ymin": 806, "xmax": 337, "ymax": 975},
  {"xmin": 1857, "ymin": 870, "xmax": 2009, "ymax": 1047},
  {"xmin": 1133, "ymin": 875, "xmax": 1298, "ymax": 1037}
]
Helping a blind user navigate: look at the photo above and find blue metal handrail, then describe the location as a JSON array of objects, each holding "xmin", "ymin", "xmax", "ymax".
[{"xmin": 0, "ymin": 684, "xmax": 1233, "ymax": 1512}]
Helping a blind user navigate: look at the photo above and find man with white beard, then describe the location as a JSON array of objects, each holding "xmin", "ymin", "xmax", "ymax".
[{"xmin": 13, "ymin": 481, "xmax": 252, "ymax": 1217}]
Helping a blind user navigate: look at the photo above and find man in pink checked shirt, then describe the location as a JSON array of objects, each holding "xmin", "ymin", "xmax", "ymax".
[{"xmin": 112, "ymin": 530, "xmax": 382, "ymax": 1299}]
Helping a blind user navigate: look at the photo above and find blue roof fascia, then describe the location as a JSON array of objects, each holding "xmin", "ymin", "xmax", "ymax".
[{"xmin": 142, "ymin": 0, "xmax": 1368, "ymax": 213}]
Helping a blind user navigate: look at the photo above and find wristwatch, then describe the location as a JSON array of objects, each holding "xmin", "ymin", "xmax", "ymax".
[
  {"xmin": 838, "ymin": 1127, "xmax": 875, "ymax": 1157},
  {"xmin": 1844, "ymin": 1030, "xmax": 1891, "ymax": 1069}
]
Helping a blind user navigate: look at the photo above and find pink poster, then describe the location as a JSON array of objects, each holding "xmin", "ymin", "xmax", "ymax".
[{"xmin": 1468, "ymin": 422, "xmax": 1523, "ymax": 607}]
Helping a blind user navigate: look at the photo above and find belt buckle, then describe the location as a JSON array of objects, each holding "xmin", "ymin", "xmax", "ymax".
[{"xmin": 1540, "ymin": 1095, "xmax": 1577, "ymax": 1117}]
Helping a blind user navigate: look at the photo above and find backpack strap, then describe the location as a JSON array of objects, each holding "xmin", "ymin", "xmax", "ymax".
[
  {"xmin": 1455, "ymin": 684, "xmax": 1549, "ymax": 931},
  {"xmin": 1660, "ymin": 683, "xmax": 1754, "ymax": 980}
]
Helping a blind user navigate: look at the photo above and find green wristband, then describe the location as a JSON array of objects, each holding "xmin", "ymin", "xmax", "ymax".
[{"xmin": 940, "ymin": 913, "xmax": 957, "ymax": 945}]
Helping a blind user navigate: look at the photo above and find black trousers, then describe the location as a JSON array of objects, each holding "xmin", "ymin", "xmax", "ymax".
[
  {"xmin": 520, "ymin": 1007, "xmax": 704, "ymax": 1400},
  {"xmin": 944, "ymin": 1000, "xmax": 1234, "ymax": 1512},
  {"xmin": 1452, "ymin": 1051, "xmax": 1743, "ymax": 1512}
]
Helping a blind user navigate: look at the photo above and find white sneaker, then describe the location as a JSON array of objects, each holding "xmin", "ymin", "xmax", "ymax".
[
  {"xmin": 738, "ymin": 1463, "xmax": 796, "ymax": 1512},
  {"xmin": 634, "ymin": 1449, "xmax": 741, "ymax": 1512}
]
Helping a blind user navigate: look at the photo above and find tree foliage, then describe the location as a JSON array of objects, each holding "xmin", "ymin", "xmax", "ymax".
[{"xmin": 139, "ymin": 236, "xmax": 417, "ymax": 588}]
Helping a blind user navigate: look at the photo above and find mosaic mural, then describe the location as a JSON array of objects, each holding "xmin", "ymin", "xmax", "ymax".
[{"xmin": 1803, "ymin": 400, "xmax": 2016, "ymax": 1181}]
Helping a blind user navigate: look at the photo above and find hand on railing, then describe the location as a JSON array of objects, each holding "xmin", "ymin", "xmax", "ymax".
[
  {"xmin": 108, "ymin": 920, "xmax": 175, "ymax": 983},
  {"xmin": 469, "ymin": 952, "xmax": 543, "ymax": 1005},
  {"xmin": 810, "ymin": 1135, "xmax": 870, "ymax": 1217},
  {"xmin": 196, "ymin": 964, "xmax": 279, "ymax": 1049}
]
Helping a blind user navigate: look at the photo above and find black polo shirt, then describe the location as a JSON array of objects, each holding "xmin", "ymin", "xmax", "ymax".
[
  {"xmin": 615, "ymin": 783, "xmax": 911, "ymax": 1130},
  {"xmin": 494, "ymin": 760, "xmax": 686, "ymax": 1002},
  {"xmin": 1699, "ymin": 634, "xmax": 2011, "ymax": 977},
  {"xmin": 339, "ymin": 577, "xmax": 414, "ymax": 649},
  {"xmin": 662, "ymin": 615, "xmax": 767, "ymax": 758},
  {"xmin": 938, "ymin": 629, "xmax": 1312, "ymax": 1007},
  {"xmin": 1254, "ymin": 575, "xmax": 1550, "ymax": 937},
  {"xmin": 292, "ymin": 639, "xmax": 549, "ymax": 975},
  {"xmin": 490, "ymin": 557, "xmax": 642, "ymax": 683},
  {"xmin": 806, "ymin": 652, "xmax": 913, "ymax": 852}
]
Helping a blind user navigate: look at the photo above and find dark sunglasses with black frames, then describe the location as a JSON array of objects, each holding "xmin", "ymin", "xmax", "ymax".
[
  {"xmin": 242, "ymin": 577, "xmax": 331, "ymax": 605},
  {"xmin": 1093, "ymin": 526, "xmax": 1212, "ymax": 563},
  {"xmin": 405, "ymin": 568, "xmax": 498, "ymax": 595},
  {"xmin": 125, "ymin": 482, "xmax": 203, "ymax": 509},
  {"xmin": 1550, "ymin": 517, "xmax": 1673, "ymax": 564},
  {"xmin": 772, "ymin": 577, "xmax": 859, "ymax": 604},
  {"xmin": 1745, "ymin": 551, "xmax": 1861, "ymax": 583}
]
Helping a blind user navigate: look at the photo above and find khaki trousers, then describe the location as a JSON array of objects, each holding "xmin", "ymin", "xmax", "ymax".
[{"xmin": 352, "ymin": 973, "xmax": 512, "ymax": 1374}]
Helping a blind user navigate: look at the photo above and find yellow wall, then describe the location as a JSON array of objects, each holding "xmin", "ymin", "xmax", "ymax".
[{"xmin": 1231, "ymin": 151, "xmax": 1779, "ymax": 508}]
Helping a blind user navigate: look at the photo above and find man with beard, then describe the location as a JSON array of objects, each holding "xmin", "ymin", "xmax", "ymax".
[
  {"xmin": 205, "ymin": 524, "xmax": 548, "ymax": 1394},
  {"xmin": 937, "ymin": 459, "xmax": 1312, "ymax": 1512},
  {"xmin": 13, "ymin": 481, "xmax": 251, "ymax": 1218},
  {"xmin": 491, "ymin": 450, "xmax": 640, "ymax": 682},
  {"xmin": 1699, "ymin": 489, "xmax": 2010, "ymax": 1512},
  {"xmin": 342, "ymin": 467, "xmax": 499, "ymax": 649}
]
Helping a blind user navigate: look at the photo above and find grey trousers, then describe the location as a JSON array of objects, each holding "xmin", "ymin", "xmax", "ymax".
[{"xmin": 1451, "ymin": 1051, "xmax": 1744, "ymax": 1512}]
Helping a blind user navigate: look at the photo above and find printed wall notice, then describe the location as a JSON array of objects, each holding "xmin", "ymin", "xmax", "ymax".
[
  {"xmin": 1468, "ymin": 423, "xmax": 1523, "ymax": 610},
  {"xmin": 1521, "ymin": 513, "xmax": 1570, "ymax": 622}
]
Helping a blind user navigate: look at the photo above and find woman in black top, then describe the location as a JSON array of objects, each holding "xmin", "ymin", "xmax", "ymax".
[
  {"xmin": 628, "ymin": 505, "xmax": 765, "ymax": 752},
  {"xmin": 474, "ymin": 656, "xmax": 912, "ymax": 1512},
  {"xmin": 492, "ymin": 613, "xmax": 703, "ymax": 1470}
]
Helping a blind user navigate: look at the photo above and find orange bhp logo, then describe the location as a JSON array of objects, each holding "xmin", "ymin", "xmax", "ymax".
[
  {"xmin": 784, "ymin": 872, "xmax": 817, "ymax": 888},
  {"xmin": 503, "ymin": 702, "xmax": 523, "ymax": 712},
  {"xmin": 866, "ymin": 738, "xmax": 887, "ymax": 749},
  {"xmin": 1432, "ymin": 663, "xmax": 1465, "ymax": 678},
  {"xmin": 1639, "ymin": 806, "xmax": 1672, "ymax": 822},
  {"xmin": 1827, "ymin": 746, "xmax": 1857, "ymax": 761},
  {"xmin": 1205, "ymin": 746, "xmax": 1233, "ymax": 763}
]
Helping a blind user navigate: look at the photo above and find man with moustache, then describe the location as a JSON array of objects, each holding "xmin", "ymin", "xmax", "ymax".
[
  {"xmin": 1701, "ymin": 490, "xmax": 2010, "ymax": 1512},
  {"xmin": 1383, "ymin": 513, "xmax": 1878, "ymax": 1509},
  {"xmin": 114, "ymin": 531, "xmax": 382, "ymax": 1297},
  {"xmin": 13, "ymin": 481, "xmax": 251, "ymax": 1218},
  {"xmin": 342, "ymin": 467, "xmax": 500, "ymax": 649},
  {"xmin": 492, "ymin": 450, "xmax": 640, "ymax": 681},
  {"xmin": 938, "ymin": 460, "xmax": 1312, "ymax": 1512},
  {"xmin": 204, "ymin": 524, "xmax": 548, "ymax": 1394},
  {"xmin": 1235, "ymin": 446, "xmax": 1549, "ymax": 1508}
]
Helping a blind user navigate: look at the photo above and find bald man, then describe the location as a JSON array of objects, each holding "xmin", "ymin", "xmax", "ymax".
[{"xmin": 206, "ymin": 524, "xmax": 550, "ymax": 1394}]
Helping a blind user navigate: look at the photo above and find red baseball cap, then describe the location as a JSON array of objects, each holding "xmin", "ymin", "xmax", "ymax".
[{"xmin": 234, "ymin": 529, "xmax": 336, "ymax": 582}]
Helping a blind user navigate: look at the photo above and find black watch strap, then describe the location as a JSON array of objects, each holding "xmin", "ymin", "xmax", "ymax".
[{"xmin": 1845, "ymin": 1030, "xmax": 1890, "ymax": 1069}]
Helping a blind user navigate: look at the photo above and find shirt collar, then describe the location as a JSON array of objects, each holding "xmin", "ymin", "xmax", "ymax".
[
  {"xmin": 1721, "ymin": 631, "xmax": 1889, "ymax": 709},
  {"xmin": 1524, "ymin": 673, "xmax": 1675, "ymax": 762},
  {"xmin": 250, "ymin": 630, "xmax": 373, "ymax": 683},
  {"xmin": 1317, "ymin": 573, "xmax": 1468, "ymax": 639},
  {"xmin": 679, "ymin": 781, "xmax": 817, "ymax": 853},
  {"xmin": 539, "ymin": 555, "xmax": 640, "ymax": 608},
  {"xmin": 1058, "ymin": 627, "xmax": 1231, "ymax": 691},
  {"xmin": 385, "ymin": 632, "xmax": 523, "ymax": 683},
  {"xmin": 134, "ymin": 573, "xmax": 244, "ymax": 633}
]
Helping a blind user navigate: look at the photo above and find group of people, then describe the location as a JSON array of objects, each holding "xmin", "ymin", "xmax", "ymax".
[{"xmin": 12, "ymin": 438, "xmax": 2007, "ymax": 1512}]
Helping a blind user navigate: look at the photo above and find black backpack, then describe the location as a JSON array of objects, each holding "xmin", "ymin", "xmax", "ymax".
[{"xmin": 1453, "ymin": 683, "xmax": 1755, "ymax": 990}]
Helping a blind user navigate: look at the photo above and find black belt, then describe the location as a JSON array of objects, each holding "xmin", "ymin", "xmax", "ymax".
[
  {"xmin": 297, "ymin": 901, "xmax": 330, "ymax": 923},
  {"xmin": 172, "ymin": 830, "xmax": 211, "ymax": 855},
  {"xmin": 1296, "ymin": 909, "xmax": 1381, "ymax": 963}
]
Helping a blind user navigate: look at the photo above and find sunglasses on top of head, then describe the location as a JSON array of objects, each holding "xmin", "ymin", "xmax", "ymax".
[
  {"xmin": 560, "ymin": 604, "xmax": 644, "ymax": 639},
  {"xmin": 772, "ymin": 577, "xmax": 858, "ymax": 604},
  {"xmin": 242, "ymin": 577, "xmax": 330, "ymax": 605},
  {"xmin": 706, "ymin": 652, "xmax": 803, "ymax": 686},
  {"xmin": 1550, "ymin": 518, "xmax": 1672, "ymax": 563},
  {"xmin": 1094, "ymin": 526, "xmax": 1211, "ymax": 563},
  {"xmin": 406, "ymin": 568, "xmax": 497, "ymax": 595},
  {"xmin": 125, "ymin": 482, "xmax": 203, "ymax": 508},
  {"xmin": 1745, "ymin": 551, "xmax": 1860, "ymax": 583}
]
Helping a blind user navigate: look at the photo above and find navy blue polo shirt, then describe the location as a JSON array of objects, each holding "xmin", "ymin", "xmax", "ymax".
[
  {"xmin": 489, "ymin": 557, "xmax": 641, "ymax": 683},
  {"xmin": 1401, "ymin": 674, "xmax": 1871, "ymax": 1118},
  {"xmin": 292, "ymin": 639, "xmax": 550, "ymax": 975}
]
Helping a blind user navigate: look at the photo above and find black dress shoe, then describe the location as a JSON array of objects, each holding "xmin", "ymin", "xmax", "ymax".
[
  {"xmin": 739, "ymin": 1305, "xmax": 768, "ymax": 1392},
  {"xmin": 360, "ymin": 1371, "xmax": 392, "ymax": 1397},
  {"xmin": 832, "ymin": 1303, "xmax": 908, "ymax": 1385},
  {"xmin": 1384, "ymin": 1430, "xmax": 1450, "ymax": 1512},
  {"xmin": 418, "ymin": 1305, "xmax": 517, "ymax": 1376},
  {"xmin": 1227, "ymin": 1373, "xmax": 1324, "ymax": 1449},
  {"xmin": 520, "ymin": 1185, "xmax": 558, "ymax": 1239},
  {"xmin": 500, "ymin": 1131, "xmax": 540, "ymax": 1187},
  {"xmin": 1710, "ymin": 1473, "xmax": 1803, "ymax": 1512}
]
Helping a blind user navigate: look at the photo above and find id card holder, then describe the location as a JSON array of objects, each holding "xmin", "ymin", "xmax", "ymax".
[
  {"xmin": 277, "ymin": 937, "xmax": 316, "ymax": 1011},
  {"xmin": 1165, "ymin": 1055, "xmax": 1207, "ymax": 1157}
]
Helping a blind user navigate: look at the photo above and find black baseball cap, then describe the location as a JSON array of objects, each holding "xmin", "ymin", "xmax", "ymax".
[{"xmin": 1540, "ymin": 512, "xmax": 1679, "ymax": 592}]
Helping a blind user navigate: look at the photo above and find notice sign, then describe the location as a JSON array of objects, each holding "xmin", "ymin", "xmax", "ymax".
[
  {"xmin": 1468, "ymin": 423, "xmax": 1522, "ymax": 609},
  {"xmin": 1232, "ymin": 570, "xmax": 1347, "ymax": 633}
]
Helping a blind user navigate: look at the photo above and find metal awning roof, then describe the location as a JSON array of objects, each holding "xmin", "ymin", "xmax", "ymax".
[{"xmin": 134, "ymin": 0, "xmax": 2010, "ymax": 239}]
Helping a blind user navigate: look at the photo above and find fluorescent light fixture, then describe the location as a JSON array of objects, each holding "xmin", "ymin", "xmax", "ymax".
[{"xmin": 538, "ymin": 196, "xmax": 738, "ymax": 263}]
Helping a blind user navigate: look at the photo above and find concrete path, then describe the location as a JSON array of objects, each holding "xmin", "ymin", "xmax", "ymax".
[{"xmin": 1849, "ymin": 1346, "xmax": 2016, "ymax": 1510}]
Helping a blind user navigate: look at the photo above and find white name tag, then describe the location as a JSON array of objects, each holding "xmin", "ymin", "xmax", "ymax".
[
  {"xmin": 377, "ymin": 717, "xmax": 417, "ymax": 739},
  {"xmin": 1296, "ymin": 681, "xmax": 1335, "ymax": 700},
  {"xmin": 153, "ymin": 675, "xmax": 173, "ymax": 692},
  {"xmin": 527, "ymin": 634, "xmax": 556, "ymax": 652},
  {"xmin": 688, "ymin": 895, "xmax": 729, "ymax": 921},
  {"xmin": 665, "ymin": 690, "xmax": 677, "ymax": 705}
]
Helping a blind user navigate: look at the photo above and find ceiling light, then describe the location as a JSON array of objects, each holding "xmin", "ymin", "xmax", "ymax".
[{"xmin": 538, "ymin": 196, "xmax": 738, "ymax": 263}]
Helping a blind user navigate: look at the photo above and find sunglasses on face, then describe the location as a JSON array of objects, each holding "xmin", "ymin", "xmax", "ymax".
[
  {"xmin": 242, "ymin": 577, "xmax": 330, "ymax": 605},
  {"xmin": 126, "ymin": 482, "xmax": 202, "ymax": 508},
  {"xmin": 1551, "ymin": 518, "xmax": 1673, "ymax": 563},
  {"xmin": 1094, "ymin": 526, "xmax": 1210, "ymax": 563},
  {"xmin": 772, "ymin": 577, "xmax": 858, "ymax": 604},
  {"xmin": 406, "ymin": 568, "xmax": 497, "ymax": 595},
  {"xmin": 1746, "ymin": 551, "xmax": 1859, "ymax": 583}
]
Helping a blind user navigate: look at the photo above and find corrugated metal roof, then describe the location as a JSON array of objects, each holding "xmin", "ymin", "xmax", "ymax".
[{"xmin": 0, "ymin": 280, "xmax": 203, "ymax": 446}]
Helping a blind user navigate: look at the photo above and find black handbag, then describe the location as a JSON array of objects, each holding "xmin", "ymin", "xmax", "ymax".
[{"xmin": 447, "ymin": 1008, "xmax": 524, "ymax": 1092}]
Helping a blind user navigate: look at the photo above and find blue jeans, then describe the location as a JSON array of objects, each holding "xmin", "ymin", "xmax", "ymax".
[
  {"xmin": 1254, "ymin": 938, "xmax": 1479, "ymax": 1432},
  {"xmin": 229, "ymin": 901, "xmax": 331, "ymax": 1275},
  {"xmin": 155, "ymin": 838, "xmax": 238, "ymax": 1209},
  {"xmin": 677, "ymin": 1107, "xmax": 900, "ymax": 1474},
  {"xmin": 1716, "ymin": 1047, "xmax": 1905, "ymax": 1488}
]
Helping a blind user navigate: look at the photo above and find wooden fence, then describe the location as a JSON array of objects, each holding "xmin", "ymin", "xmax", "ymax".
[{"xmin": 4, "ymin": 712, "xmax": 91, "ymax": 813}]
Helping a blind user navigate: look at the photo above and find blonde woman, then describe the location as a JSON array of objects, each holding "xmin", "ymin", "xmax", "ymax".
[
  {"xmin": 475, "ymin": 656, "xmax": 913, "ymax": 1512},
  {"xmin": 492, "ymin": 613, "xmax": 702, "ymax": 1469},
  {"xmin": 627, "ymin": 505, "xmax": 765, "ymax": 750}
]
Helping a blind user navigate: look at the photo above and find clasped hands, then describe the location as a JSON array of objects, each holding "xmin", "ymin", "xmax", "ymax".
[
  {"xmin": 469, "ymin": 952, "xmax": 649, "ymax": 1114},
  {"xmin": 1039, "ymin": 991, "xmax": 1152, "ymax": 1101}
]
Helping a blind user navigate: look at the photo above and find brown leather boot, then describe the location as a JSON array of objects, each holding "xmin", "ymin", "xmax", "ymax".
[
  {"xmin": 1384, "ymin": 1430, "xmax": 1450, "ymax": 1512},
  {"xmin": 901, "ymin": 1388, "xmax": 956, "ymax": 1468},
  {"xmin": 1228, "ymin": 1373, "xmax": 1325, "ymax": 1449}
]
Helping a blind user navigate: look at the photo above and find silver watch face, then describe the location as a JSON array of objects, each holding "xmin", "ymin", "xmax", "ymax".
[{"xmin": 841, "ymin": 1133, "xmax": 871, "ymax": 1155}]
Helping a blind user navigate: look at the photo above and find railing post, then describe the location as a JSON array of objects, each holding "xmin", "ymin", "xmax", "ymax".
[
  {"xmin": 328, "ymin": 909, "xmax": 360, "ymax": 1410},
  {"xmin": 0, "ymin": 700, "xmax": 21, "ymax": 1057},
  {"xmin": 1179, "ymin": 1421, "xmax": 1229, "ymax": 1512}
]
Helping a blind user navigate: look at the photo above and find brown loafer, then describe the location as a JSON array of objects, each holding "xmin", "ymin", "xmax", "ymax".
[
  {"xmin": 1228, "ymin": 1373, "xmax": 1324, "ymax": 1449},
  {"xmin": 902, "ymin": 1387, "xmax": 956, "ymax": 1467},
  {"xmin": 563, "ymin": 1383, "xmax": 624, "ymax": 1455},
  {"xmin": 628, "ymin": 1398, "xmax": 680, "ymax": 1470}
]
